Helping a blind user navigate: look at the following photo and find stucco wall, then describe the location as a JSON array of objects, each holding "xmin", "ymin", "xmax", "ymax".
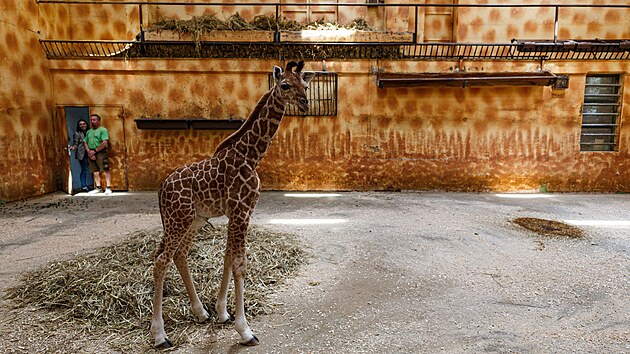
[
  {"xmin": 47, "ymin": 59, "xmax": 630, "ymax": 193},
  {"xmin": 1, "ymin": 1, "xmax": 629, "ymax": 201},
  {"xmin": 0, "ymin": 1, "xmax": 55, "ymax": 201}
]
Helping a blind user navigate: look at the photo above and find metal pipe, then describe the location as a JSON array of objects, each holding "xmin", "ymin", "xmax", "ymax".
[
  {"xmin": 34, "ymin": 1, "xmax": 630, "ymax": 8},
  {"xmin": 139, "ymin": 4, "xmax": 144, "ymax": 42},
  {"xmin": 553, "ymin": 6, "xmax": 558, "ymax": 43},
  {"xmin": 413, "ymin": 5, "xmax": 418, "ymax": 44},
  {"xmin": 275, "ymin": 5, "xmax": 279, "ymax": 44}
]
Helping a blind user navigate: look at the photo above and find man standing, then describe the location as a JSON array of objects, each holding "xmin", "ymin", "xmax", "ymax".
[{"xmin": 84, "ymin": 113, "xmax": 113, "ymax": 195}]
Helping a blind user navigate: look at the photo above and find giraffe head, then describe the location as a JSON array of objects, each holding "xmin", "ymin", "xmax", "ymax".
[{"xmin": 273, "ymin": 61, "xmax": 316, "ymax": 114}]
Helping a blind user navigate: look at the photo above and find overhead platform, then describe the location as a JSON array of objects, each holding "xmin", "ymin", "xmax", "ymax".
[{"xmin": 376, "ymin": 71, "xmax": 569, "ymax": 89}]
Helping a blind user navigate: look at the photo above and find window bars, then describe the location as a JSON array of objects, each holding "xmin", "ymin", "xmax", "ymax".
[
  {"xmin": 580, "ymin": 74, "xmax": 622, "ymax": 152},
  {"xmin": 268, "ymin": 71, "xmax": 338, "ymax": 116}
]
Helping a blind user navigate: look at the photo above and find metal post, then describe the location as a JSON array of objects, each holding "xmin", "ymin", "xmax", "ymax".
[
  {"xmin": 275, "ymin": 5, "xmax": 280, "ymax": 43},
  {"xmin": 413, "ymin": 5, "xmax": 418, "ymax": 44},
  {"xmin": 554, "ymin": 6, "xmax": 558, "ymax": 43},
  {"xmin": 138, "ymin": 4, "xmax": 144, "ymax": 42}
]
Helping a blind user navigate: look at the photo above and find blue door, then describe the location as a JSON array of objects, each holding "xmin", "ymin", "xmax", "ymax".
[{"xmin": 65, "ymin": 106, "xmax": 93, "ymax": 192}]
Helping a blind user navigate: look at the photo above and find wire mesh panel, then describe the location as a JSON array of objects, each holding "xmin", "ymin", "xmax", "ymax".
[
  {"xmin": 40, "ymin": 40, "xmax": 135, "ymax": 58},
  {"xmin": 268, "ymin": 71, "xmax": 337, "ymax": 116},
  {"xmin": 580, "ymin": 74, "xmax": 622, "ymax": 152}
]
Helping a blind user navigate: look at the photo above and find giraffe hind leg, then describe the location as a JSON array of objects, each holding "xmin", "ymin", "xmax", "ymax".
[
  {"xmin": 150, "ymin": 233, "xmax": 175, "ymax": 348},
  {"xmin": 173, "ymin": 217, "xmax": 210, "ymax": 323},
  {"xmin": 151, "ymin": 214, "xmax": 202, "ymax": 348}
]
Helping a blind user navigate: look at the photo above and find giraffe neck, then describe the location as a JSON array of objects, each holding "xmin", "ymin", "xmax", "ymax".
[{"xmin": 231, "ymin": 86, "xmax": 286, "ymax": 165}]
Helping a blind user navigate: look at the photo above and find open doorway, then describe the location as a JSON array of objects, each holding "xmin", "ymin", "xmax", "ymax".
[
  {"xmin": 59, "ymin": 105, "xmax": 128, "ymax": 195},
  {"xmin": 65, "ymin": 106, "xmax": 94, "ymax": 193}
]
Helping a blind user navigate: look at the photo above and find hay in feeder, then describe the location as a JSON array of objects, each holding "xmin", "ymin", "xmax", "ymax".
[
  {"xmin": 512, "ymin": 217, "xmax": 585, "ymax": 238},
  {"xmin": 3, "ymin": 224, "xmax": 307, "ymax": 351},
  {"xmin": 224, "ymin": 12, "xmax": 254, "ymax": 31},
  {"xmin": 136, "ymin": 13, "xmax": 395, "ymax": 59},
  {"xmin": 148, "ymin": 13, "xmax": 374, "ymax": 33}
]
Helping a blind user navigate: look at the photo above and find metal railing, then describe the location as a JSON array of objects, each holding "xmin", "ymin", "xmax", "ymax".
[{"xmin": 40, "ymin": 40, "xmax": 135, "ymax": 57}]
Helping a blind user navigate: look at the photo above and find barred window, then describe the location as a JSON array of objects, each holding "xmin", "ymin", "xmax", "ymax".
[
  {"xmin": 269, "ymin": 72, "xmax": 338, "ymax": 116},
  {"xmin": 580, "ymin": 74, "xmax": 622, "ymax": 152}
]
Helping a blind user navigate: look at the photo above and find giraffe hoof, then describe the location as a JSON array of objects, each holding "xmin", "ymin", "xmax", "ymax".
[
  {"xmin": 240, "ymin": 335, "xmax": 260, "ymax": 346},
  {"xmin": 155, "ymin": 338, "xmax": 173, "ymax": 349},
  {"xmin": 217, "ymin": 315, "xmax": 235, "ymax": 325}
]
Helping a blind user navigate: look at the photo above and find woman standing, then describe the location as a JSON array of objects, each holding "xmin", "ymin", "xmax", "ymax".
[{"xmin": 70, "ymin": 119, "xmax": 91, "ymax": 192}]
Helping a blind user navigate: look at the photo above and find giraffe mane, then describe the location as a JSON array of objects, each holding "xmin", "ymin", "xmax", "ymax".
[
  {"xmin": 214, "ymin": 90, "xmax": 271, "ymax": 153},
  {"xmin": 214, "ymin": 61, "xmax": 304, "ymax": 154}
]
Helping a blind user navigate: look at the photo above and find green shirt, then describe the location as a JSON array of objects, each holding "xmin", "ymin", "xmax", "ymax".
[{"xmin": 85, "ymin": 126, "xmax": 109, "ymax": 150}]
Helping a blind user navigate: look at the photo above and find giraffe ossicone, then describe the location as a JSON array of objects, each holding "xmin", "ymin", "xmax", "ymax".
[{"xmin": 150, "ymin": 61, "xmax": 315, "ymax": 348}]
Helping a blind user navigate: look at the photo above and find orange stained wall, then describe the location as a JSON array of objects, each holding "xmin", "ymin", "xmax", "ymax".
[
  {"xmin": 141, "ymin": 1, "xmax": 630, "ymax": 43},
  {"xmin": 456, "ymin": 0, "xmax": 630, "ymax": 43},
  {"xmin": 48, "ymin": 59, "xmax": 630, "ymax": 193},
  {"xmin": 1, "ymin": 0, "xmax": 630, "ymax": 202},
  {"xmin": 0, "ymin": 0, "xmax": 56, "ymax": 201},
  {"xmin": 144, "ymin": 2, "xmax": 276, "ymax": 25},
  {"xmin": 38, "ymin": 3, "xmax": 140, "ymax": 40}
]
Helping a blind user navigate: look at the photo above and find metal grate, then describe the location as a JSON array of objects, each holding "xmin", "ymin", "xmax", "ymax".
[
  {"xmin": 580, "ymin": 74, "xmax": 622, "ymax": 152},
  {"xmin": 268, "ymin": 72, "xmax": 338, "ymax": 116}
]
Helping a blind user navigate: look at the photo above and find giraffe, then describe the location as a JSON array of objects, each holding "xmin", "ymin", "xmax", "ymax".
[{"xmin": 150, "ymin": 61, "xmax": 315, "ymax": 348}]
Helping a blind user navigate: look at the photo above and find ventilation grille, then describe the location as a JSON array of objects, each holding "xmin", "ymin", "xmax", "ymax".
[{"xmin": 580, "ymin": 74, "xmax": 622, "ymax": 152}]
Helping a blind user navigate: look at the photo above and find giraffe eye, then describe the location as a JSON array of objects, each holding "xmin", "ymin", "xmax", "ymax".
[{"xmin": 280, "ymin": 83, "xmax": 291, "ymax": 90}]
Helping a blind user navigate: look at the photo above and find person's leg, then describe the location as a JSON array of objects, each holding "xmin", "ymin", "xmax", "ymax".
[
  {"xmin": 79, "ymin": 157, "xmax": 89, "ymax": 190},
  {"xmin": 100, "ymin": 151, "xmax": 113, "ymax": 194},
  {"xmin": 88, "ymin": 157, "xmax": 103, "ymax": 194},
  {"xmin": 105, "ymin": 171, "xmax": 112, "ymax": 189},
  {"xmin": 92, "ymin": 172, "xmax": 102, "ymax": 189}
]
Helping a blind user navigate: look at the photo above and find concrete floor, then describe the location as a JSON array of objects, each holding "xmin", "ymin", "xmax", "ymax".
[{"xmin": 0, "ymin": 191, "xmax": 628, "ymax": 353}]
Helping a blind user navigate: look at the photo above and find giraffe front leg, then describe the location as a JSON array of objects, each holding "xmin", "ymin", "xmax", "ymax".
[
  {"xmin": 225, "ymin": 216, "xmax": 259, "ymax": 346},
  {"xmin": 215, "ymin": 249, "xmax": 234, "ymax": 324},
  {"xmin": 233, "ymin": 252, "xmax": 259, "ymax": 346}
]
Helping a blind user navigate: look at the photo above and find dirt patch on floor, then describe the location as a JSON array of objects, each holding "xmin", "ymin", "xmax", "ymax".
[{"xmin": 513, "ymin": 217, "xmax": 585, "ymax": 238}]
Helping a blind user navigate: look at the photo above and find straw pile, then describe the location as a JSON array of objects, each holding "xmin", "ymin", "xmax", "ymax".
[
  {"xmin": 3, "ymin": 224, "xmax": 307, "ymax": 351},
  {"xmin": 512, "ymin": 217, "xmax": 584, "ymax": 238}
]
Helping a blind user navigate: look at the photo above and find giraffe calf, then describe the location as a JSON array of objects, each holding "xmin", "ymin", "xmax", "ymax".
[{"xmin": 150, "ymin": 61, "xmax": 315, "ymax": 348}]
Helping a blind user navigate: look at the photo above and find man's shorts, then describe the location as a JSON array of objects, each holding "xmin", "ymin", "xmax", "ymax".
[{"xmin": 89, "ymin": 150, "xmax": 110, "ymax": 173}]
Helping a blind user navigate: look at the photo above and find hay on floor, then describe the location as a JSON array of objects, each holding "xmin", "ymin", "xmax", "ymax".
[{"xmin": 3, "ymin": 224, "xmax": 307, "ymax": 351}]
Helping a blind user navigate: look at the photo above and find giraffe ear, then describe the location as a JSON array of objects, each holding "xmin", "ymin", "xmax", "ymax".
[
  {"xmin": 273, "ymin": 66, "xmax": 283, "ymax": 81},
  {"xmin": 302, "ymin": 71, "xmax": 316, "ymax": 84}
]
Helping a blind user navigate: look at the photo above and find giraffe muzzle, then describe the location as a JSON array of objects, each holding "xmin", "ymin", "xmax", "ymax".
[{"xmin": 297, "ymin": 98, "xmax": 309, "ymax": 113}]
